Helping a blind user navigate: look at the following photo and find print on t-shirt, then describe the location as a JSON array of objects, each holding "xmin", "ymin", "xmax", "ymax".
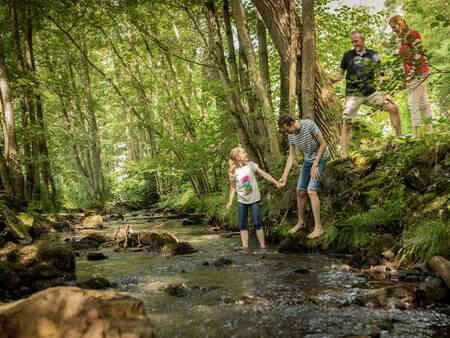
[{"xmin": 242, "ymin": 175, "xmax": 253, "ymax": 195}]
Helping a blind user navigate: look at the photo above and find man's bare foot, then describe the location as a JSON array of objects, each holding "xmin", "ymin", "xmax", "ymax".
[
  {"xmin": 307, "ymin": 228, "xmax": 324, "ymax": 239},
  {"xmin": 289, "ymin": 222, "xmax": 305, "ymax": 234}
]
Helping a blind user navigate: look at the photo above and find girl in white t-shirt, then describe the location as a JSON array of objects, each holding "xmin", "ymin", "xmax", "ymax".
[{"xmin": 226, "ymin": 147, "xmax": 280, "ymax": 250}]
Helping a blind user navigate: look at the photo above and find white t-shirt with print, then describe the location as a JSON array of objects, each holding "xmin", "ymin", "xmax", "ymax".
[{"xmin": 233, "ymin": 161, "xmax": 260, "ymax": 204}]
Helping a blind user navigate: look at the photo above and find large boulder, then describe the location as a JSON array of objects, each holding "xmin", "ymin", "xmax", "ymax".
[
  {"xmin": 139, "ymin": 231, "xmax": 177, "ymax": 251},
  {"xmin": 36, "ymin": 242, "xmax": 76, "ymax": 272},
  {"xmin": 0, "ymin": 286, "xmax": 155, "ymax": 338}
]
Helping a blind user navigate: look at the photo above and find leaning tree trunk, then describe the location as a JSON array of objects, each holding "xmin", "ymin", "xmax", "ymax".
[{"xmin": 253, "ymin": 0, "xmax": 341, "ymax": 154}]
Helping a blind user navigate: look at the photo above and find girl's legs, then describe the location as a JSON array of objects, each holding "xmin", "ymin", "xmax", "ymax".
[
  {"xmin": 238, "ymin": 202, "xmax": 249, "ymax": 249},
  {"xmin": 251, "ymin": 202, "xmax": 266, "ymax": 249},
  {"xmin": 240, "ymin": 230, "xmax": 249, "ymax": 249}
]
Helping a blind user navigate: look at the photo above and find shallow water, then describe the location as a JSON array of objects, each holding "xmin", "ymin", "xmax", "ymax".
[{"xmin": 74, "ymin": 215, "xmax": 450, "ymax": 338}]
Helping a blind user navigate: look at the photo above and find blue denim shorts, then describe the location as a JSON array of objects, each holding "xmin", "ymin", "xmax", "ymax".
[
  {"xmin": 296, "ymin": 159, "xmax": 327, "ymax": 191},
  {"xmin": 237, "ymin": 201, "xmax": 261, "ymax": 231}
]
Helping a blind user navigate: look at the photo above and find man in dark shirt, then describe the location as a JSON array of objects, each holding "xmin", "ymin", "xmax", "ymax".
[{"xmin": 331, "ymin": 31, "xmax": 402, "ymax": 169}]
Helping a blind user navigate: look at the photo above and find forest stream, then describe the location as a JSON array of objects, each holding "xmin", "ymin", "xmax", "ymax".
[{"xmin": 43, "ymin": 211, "xmax": 450, "ymax": 338}]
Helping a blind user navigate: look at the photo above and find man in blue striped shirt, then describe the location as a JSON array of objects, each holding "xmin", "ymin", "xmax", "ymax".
[{"xmin": 278, "ymin": 115, "xmax": 329, "ymax": 239}]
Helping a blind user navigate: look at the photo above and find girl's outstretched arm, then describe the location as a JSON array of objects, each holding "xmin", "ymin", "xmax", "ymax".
[
  {"xmin": 256, "ymin": 167, "xmax": 280, "ymax": 187},
  {"xmin": 226, "ymin": 180, "xmax": 236, "ymax": 209}
]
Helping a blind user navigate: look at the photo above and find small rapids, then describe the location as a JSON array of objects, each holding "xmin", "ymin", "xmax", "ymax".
[{"xmin": 73, "ymin": 214, "xmax": 449, "ymax": 338}]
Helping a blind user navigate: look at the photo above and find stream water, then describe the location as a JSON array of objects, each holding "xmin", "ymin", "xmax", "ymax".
[{"xmin": 73, "ymin": 213, "xmax": 449, "ymax": 337}]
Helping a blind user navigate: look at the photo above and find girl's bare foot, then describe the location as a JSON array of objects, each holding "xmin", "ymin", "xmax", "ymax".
[
  {"xmin": 307, "ymin": 228, "xmax": 324, "ymax": 239},
  {"xmin": 288, "ymin": 222, "xmax": 305, "ymax": 234}
]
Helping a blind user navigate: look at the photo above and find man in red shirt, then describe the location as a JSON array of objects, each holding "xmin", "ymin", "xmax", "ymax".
[{"xmin": 390, "ymin": 15, "xmax": 433, "ymax": 136}]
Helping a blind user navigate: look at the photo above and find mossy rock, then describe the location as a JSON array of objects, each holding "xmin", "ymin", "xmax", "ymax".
[
  {"xmin": 140, "ymin": 231, "xmax": 177, "ymax": 251},
  {"xmin": 276, "ymin": 233, "xmax": 308, "ymax": 254},
  {"xmin": 161, "ymin": 242, "xmax": 196, "ymax": 256},
  {"xmin": 0, "ymin": 203, "xmax": 31, "ymax": 243},
  {"xmin": 37, "ymin": 242, "xmax": 76, "ymax": 272},
  {"xmin": 69, "ymin": 234, "xmax": 107, "ymax": 250}
]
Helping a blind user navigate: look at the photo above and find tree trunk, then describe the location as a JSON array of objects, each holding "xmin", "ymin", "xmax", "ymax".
[
  {"xmin": 229, "ymin": 0, "xmax": 280, "ymax": 159},
  {"xmin": 301, "ymin": 0, "xmax": 315, "ymax": 119},
  {"xmin": 256, "ymin": 11, "xmax": 272, "ymax": 101},
  {"xmin": 0, "ymin": 34, "xmax": 24, "ymax": 199},
  {"xmin": 253, "ymin": 0, "xmax": 341, "ymax": 154},
  {"xmin": 204, "ymin": 0, "xmax": 268, "ymax": 170},
  {"xmin": 80, "ymin": 40, "xmax": 105, "ymax": 202}
]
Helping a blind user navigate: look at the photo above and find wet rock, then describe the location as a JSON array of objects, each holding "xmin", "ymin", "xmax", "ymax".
[
  {"xmin": 31, "ymin": 262, "xmax": 63, "ymax": 280},
  {"xmin": 293, "ymin": 267, "xmax": 310, "ymax": 274},
  {"xmin": 87, "ymin": 252, "xmax": 108, "ymax": 261},
  {"xmin": 417, "ymin": 278, "xmax": 447, "ymax": 303},
  {"xmin": 37, "ymin": 242, "xmax": 75, "ymax": 272},
  {"xmin": 69, "ymin": 234, "xmax": 107, "ymax": 250},
  {"xmin": 355, "ymin": 284, "xmax": 417, "ymax": 309},
  {"xmin": 75, "ymin": 277, "xmax": 112, "ymax": 289},
  {"xmin": 202, "ymin": 261, "xmax": 210, "ymax": 266},
  {"xmin": 139, "ymin": 231, "xmax": 177, "ymax": 251},
  {"xmin": 211, "ymin": 257, "xmax": 233, "ymax": 267},
  {"xmin": 161, "ymin": 283, "xmax": 189, "ymax": 297},
  {"xmin": 276, "ymin": 233, "xmax": 308, "ymax": 254},
  {"xmin": 182, "ymin": 215, "xmax": 206, "ymax": 226},
  {"xmin": 0, "ymin": 286, "xmax": 155, "ymax": 338},
  {"xmin": 82, "ymin": 214, "xmax": 104, "ymax": 229},
  {"xmin": 161, "ymin": 242, "xmax": 196, "ymax": 256}
]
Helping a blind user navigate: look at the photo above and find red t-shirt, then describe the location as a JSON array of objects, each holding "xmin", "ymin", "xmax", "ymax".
[{"xmin": 399, "ymin": 29, "xmax": 429, "ymax": 75}]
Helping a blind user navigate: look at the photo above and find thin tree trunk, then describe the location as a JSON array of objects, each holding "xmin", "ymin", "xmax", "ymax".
[
  {"xmin": 0, "ymin": 34, "xmax": 24, "ymax": 198},
  {"xmin": 80, "ymin": 40, "xmax": 105, "ymax": 202},
  {"xmin": 256, "ymin": 11, "xmax": 272, "ymax": 102},
  {"xmin": 301, "ymin": 0, "xmax": 315, "ymax": 119}
]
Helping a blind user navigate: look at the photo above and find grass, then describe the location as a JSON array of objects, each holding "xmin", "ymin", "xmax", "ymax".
[{"xmin": 400, "ymin": 220, "xmax": 450, "ymax": 263}]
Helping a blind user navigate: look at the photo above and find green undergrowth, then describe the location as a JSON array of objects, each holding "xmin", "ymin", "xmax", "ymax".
[
  {"xmin": 400, "ymin": 220, "xmax": 450, "ymax": 263},
  {"xmin": 315, "ymin": 120, "xmax": 450, "ymax": 262}
]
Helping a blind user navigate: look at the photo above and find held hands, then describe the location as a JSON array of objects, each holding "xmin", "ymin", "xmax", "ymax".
[{"xmin": 277, "ymin": 177, "xmax": 287, "ymax": 188}]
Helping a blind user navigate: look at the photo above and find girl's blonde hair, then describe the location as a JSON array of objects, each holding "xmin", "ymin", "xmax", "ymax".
[
  {"xmin": 228, "ymin": 147, "xmax": 245, "ymax": 177},
  {"xmin": 389, "ymin": 15, "xmax": 409, "ymax": 33}
]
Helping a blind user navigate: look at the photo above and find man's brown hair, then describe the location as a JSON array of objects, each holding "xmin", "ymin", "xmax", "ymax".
[{"xmin": 277, "ymin": 115, "xmax": 295, "ymax": 128}]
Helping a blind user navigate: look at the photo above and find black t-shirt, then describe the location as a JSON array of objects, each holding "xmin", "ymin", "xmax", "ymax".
[{"xmin": 340, "ymin": 49, "xmax": 380, "ymax": 96}]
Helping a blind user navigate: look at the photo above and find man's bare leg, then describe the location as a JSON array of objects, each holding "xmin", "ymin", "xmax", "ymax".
[
  {"xmin": 383, "ymin": 102, "xmax": 403, "ymax": 136},
  {"xmin": 256, "ymin": 229, "xmax": 266, "ymax": 248},
  {"xmin": 289, "ymin": 190, "xmax": 307, "ymax": 234},
  {"xmin": 307, "ymin": 189, "xmax": 324, "ymax": 239},
  {"xmin": 340, "ymin": 122, "xmax": 353, "ymax": 160}
]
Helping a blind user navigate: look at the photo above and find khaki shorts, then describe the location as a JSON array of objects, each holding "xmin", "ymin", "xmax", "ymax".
[{"xmin": 342, "ymin": 91, "xmax": 386, "ymax": 123}]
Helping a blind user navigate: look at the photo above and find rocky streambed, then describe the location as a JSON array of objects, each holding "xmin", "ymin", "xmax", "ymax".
[{"xmin": 1, "ymin": 210, "xmax": 449, "ymax": 337}]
